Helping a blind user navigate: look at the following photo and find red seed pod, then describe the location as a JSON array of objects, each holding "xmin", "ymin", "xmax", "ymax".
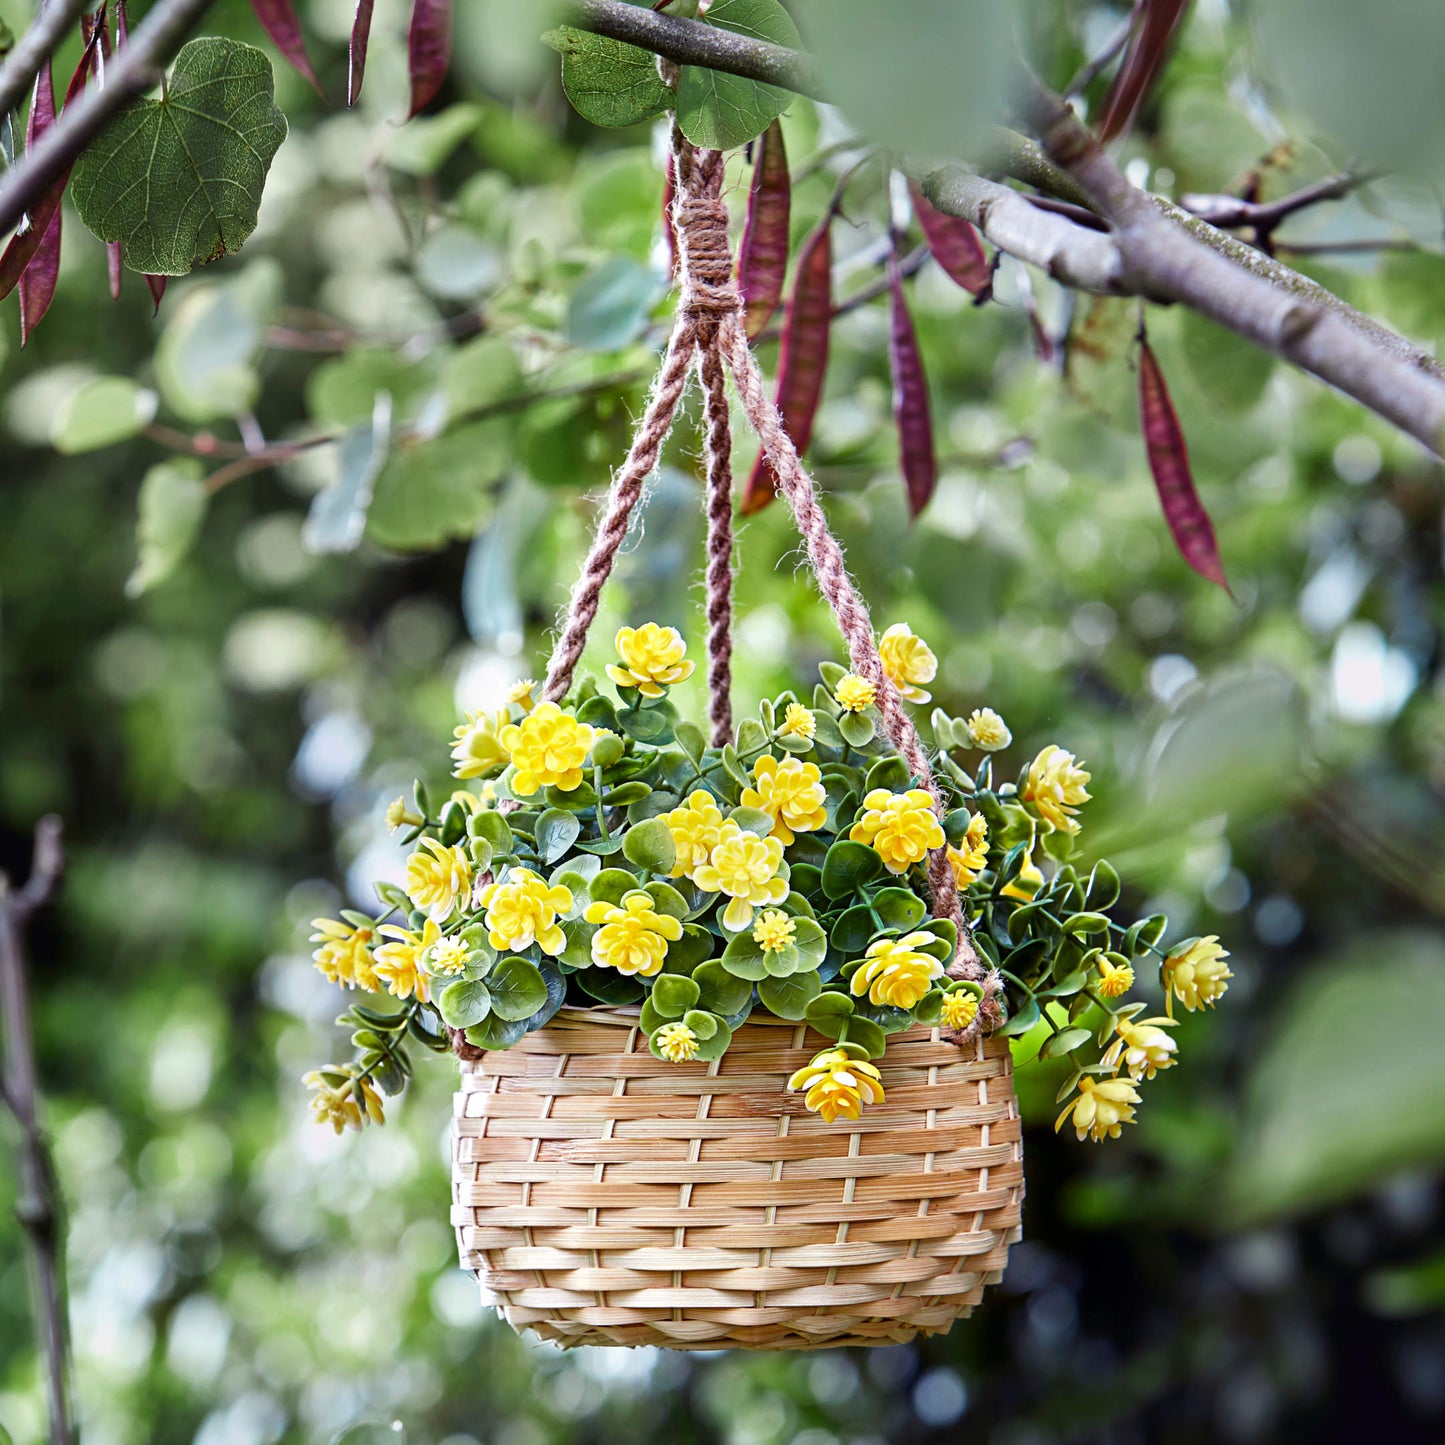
[
  {"xmin": 406, "ymin": 0, "xmax": 452, "ymax": 118},
  {"xmin": 738, "ymin": 118, "xmax": 790, "ymax": 339},
  {"xmin": 887, "ymin": 240, "xmax": 936, "ymax": 518},
  {"xmin": 87, "ymin": 6, "xmax": 125, "ymax": 301},
  {"xmin": 1138, "ymin": 336, "xmax": 1231, "ymax": 593},
  {"xmin": 0, "ymin": 23, "xmax": 104, "ymax": 301},
  {"xmin": 144, "ymin": 274, "xmax": 169, "ymax": 314},
  {"xmin": 1098, "ymin": 0, "xmax": 1191, "ymax": 143},
  {"xmin": 17, "ymin": 66, "xmax": 60, "ymax": 346},
  {"xmin": 741, "ymin": 216, "xmax": 832, "ymax": 515},
  {"xmin": 116, "ymin": 0, "xmax": 128, "ymax": 44},
  {"xmin": 348, "ymin": 0, "xmax": 376, "ymax": 107},
  {"xmin": 661, "ymin": 149, "xmax": 677, "ymax": 279},
  {"xmin": 247, "ymin": 0, "xmax": 322, "ymax": 92},
  {"xmin": 908, "ymin": 180, "xmax": 990, "ymax": 296}
]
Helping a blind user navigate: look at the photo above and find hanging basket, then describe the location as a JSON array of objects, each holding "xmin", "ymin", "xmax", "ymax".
[{"xmin": 452, "ymin": 1008, "xmax": 1022, "ymax": 1349}]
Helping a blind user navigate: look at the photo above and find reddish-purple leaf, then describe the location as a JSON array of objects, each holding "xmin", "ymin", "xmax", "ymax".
[
  {"xmin": 1098, "ymin": 0, "xmax": 1191, "ymax": 143},
  {"xmin": 1139, "ymin": 337, "xmax": 1230, "ymax": 592},
  {"xmin": 909, "ymin": 180, "xmax": 990, "ymax": 296},
  {"xmin": 738, "ymin": 119, "xmax": 790, "ymax": 339},
  {"xmin": 248, "ymin": 0, "xmax": 322, "ymax": 92},
  {"xmin": 145, "ymin": 274, "xmax": 169, "ymax": 313},
  {"xmin": 18, "ymin": 65, "xmax": 60, "ymax": 346},
  {"xmin": 348, "ymin": 0, "xmax": 376, "ymax": 107},
  {"xmin": 660, "ymin": 149, "xmax": 677, "ymax": 279},
  {"xmin": 406, "ymin": 0, "xmax": 452, "ymax": 118},
  {"xmin": 742, "ymin": 217, "xmax": 831, "ymax": 515},
  {"xmin": 887, "ymin": 241, "xmax": 936, "ymax": 518}
]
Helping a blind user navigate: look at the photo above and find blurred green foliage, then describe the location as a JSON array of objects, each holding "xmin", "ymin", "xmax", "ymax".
[{"xmin": 3, "ymin": 0, "xmax": 1445, "ymax": 1441}]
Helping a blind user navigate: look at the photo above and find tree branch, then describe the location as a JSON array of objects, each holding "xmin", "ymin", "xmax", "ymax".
[
  {"xmin": 0, "ymin": 0, "xmax": 218, "ymax": 239},
  {"xmin": 560, "ymin": 0, "xmax": 822, "ymax": 97},
  {"xmin": 0, "ymin": 816, "xmax": 72, "ymax": 1445},
  {"xmin": 0, "ymin": 0, "xmax": 90, "ymax": 122}
]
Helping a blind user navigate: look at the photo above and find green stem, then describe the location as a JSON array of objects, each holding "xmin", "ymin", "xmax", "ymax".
[{"xmin": 593, "ymin": 767, "xmax": 611, "ymax": 842}]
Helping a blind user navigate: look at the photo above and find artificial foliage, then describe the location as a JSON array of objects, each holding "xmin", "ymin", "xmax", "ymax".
[{"xmin": 307, "ymin": 624, "xmax": 1229, "ymax": 1139}]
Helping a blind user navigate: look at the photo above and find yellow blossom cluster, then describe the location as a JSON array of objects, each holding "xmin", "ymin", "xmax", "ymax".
[
  {"xmin": 405, "ymin": 837, "xmax": 473, "ymax": 922},
  {"xmin": 1055, "ymin": 1075, "xmax": 1141, "ymax": 1143},
  {"xmin": 741, "ymin": 754, "xmax": 826, "ymax": 844},
  {"xmin": 878, "ymin": 623, "xmax": 937, "ymax": 704},
  {"xmin": 833, "ymin": 673, "xmax": 876, "ymax": 713},
  {"xmin": 373, "ymin": 918, "xmax": 439, "ymax": 1002},
  {"xmin": 662, "ymin": 791, "xmax": 727, "ymax": 879},
  {"xmin": 940, "ymin": 991, "xmax": 980, "ymax": 1030},
  {"xmin": 966, "ymin": 708, "xmax": 1011, "ymax": 751},
  {"xmin": 849, "ymin": 933, "xmax": 943, "ymax": 1008},
  {"xmin": 310, "ymin": 918, "xmax": 380, "ymax": 992},
  {"xmin": 849, "ymin": 788, "xmax": 945, "ymax": 874},
  {"xmin": 1162, "ymin": 936, "xmax": 1232, "ymax": 1015},
  {"xmin": 693, "ymin": 821, "xmax": 789, "ymax": 931},
  {"xmin": 1022, "ymin": 744, "xmax": 1092, "ymax": 835},
  {"xmin": 451, "ymin": 709, "xmax": 510, "ymax": 780},
  {"xmin": 752, "ymin": 909, "xmax": 796, "ymax": 954},
  {"xmin": 654, "ymin": 1021, "xmax": 700, "ymax": 1063},
  {"xmin": 481, "ymin": 868, "xmax": 573, "ymax": 956},
  {"xmin": 787, "ymin": 1049, "xmax": 885, "ymax": 1122},
  {"xmin": 777, "ymin": 702, "xmax": 816, "ymax": 742},
  {"xmin": 947, "ymin": 811, "xmax": 989, "ymax": 887},
  {"xmin": 607, "ymin": 624, "xmax": 695, "ymax": 697},
  {"xmin": 583, "ymin": 891, "xmax": 683, "ymax": 976},
  {"xmin": 304, "ymin": 1070, "xmax": 385, "ymax": 1133},
  {"xmin": 498, "ymin": 702, "xmax": 598, "ymax": 796},
  {"xmin": 1096, "ymin": 956, "xmax": 1134, "ymax": 998}
]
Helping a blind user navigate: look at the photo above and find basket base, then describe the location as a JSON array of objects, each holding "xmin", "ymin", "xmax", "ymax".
[{"xmin": 452, "ymin": 1010, "xmax": 1025, "ymax": 1350}]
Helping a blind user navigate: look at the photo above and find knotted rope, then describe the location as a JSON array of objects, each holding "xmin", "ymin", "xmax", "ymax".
[{"xmin": 539, "ymin": 121, "xmax": 997, "ymax": 1035}]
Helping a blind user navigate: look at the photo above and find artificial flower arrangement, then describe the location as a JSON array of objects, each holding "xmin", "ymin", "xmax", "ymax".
[{"xmin": 305, "ymin": 622, "xmax": 1230, "ymax": 1142}]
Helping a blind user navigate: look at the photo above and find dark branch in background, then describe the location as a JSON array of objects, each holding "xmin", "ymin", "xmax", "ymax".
[
  {"xmin": 560, "ymin": 0, "xmax": 822, "ymax": 97},
  {"xmin": 0, "ymin": 0, "xmax": 219, "ymax": 238},
  {"xmin": 0, "ymin": 0, "xmax": 90, "ymax": 120},
  {"xmin": 1179, "ymin": 172, "xmax": 1365, "ymax": 233},
  {"xmin": 1062, "ymin": 0, "xmax": 1144, "ymax": 100},
  {"xmin": 0, "ymin": 817, "xmax": 72, "ymax": 1445}
]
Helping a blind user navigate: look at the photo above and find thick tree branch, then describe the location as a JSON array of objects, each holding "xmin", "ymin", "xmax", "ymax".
[
  {"xmin": 1021, "ymin": 84, "xmax": 1445, "ymax": 452},
  {"xmin": 560, "ymin": 0, "xmax": 822, "ymax": 97},
  {"xmin": 0, "ymin": 0, "xmax": 217, "ymax": 239},
  {"xmin": 0, "ymin": 0, "xmax": 90, "ymax": 121},
  {"xmin": 1, "ymin": 816, "xmax": 71, "ymax": 1445}
]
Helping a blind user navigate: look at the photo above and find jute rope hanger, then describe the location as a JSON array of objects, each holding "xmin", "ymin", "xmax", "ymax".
[{"xmin": 540, "ymin": 118, "xmax": 999, "ymax": 1033}]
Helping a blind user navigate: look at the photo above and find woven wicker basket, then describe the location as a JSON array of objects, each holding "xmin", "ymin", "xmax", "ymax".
[{"xmin": 450, "ymin": 1007, "xmax": 1023, "ymax": 1349}]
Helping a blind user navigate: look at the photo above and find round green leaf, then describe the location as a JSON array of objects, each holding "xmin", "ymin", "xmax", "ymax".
[
  {"xmin": 543, "ymin": 25, "xmax": 672, "ymax": 128},
  {"xmin": 693, "ymin": 960, "xmax": 752, "ymax": 1016},
  {"xmin": 676, "ymin": 0, "xmax": 800, "ymax": 149},
  {"xmin": 438, "ymin": 978, "xmax": 492, "ymax": 1030},
  {"xmin": 52, "ymin": 377, "xmax": 157, "ymax": 454},
  {"xmin": 487, "ymin": 956, "xmax": 549, "ymax": 1021},
  {"xmin": 758, "ymin": 970, "xmax": 822, "ymax": 1021},
  {"xmin": 536, "ymin": 808, "xmax": 582, "ymax": 864},
  {"xmin": 651, "ymin": 973, "xmax": 701, "ymax": 1017},
  {"xmin": 623, "ymin": 817, "xmax": 676, "ymax": 874},
  {"xmin": 821, "ymin": 840, "xmax": 884, "ymax": 900}
]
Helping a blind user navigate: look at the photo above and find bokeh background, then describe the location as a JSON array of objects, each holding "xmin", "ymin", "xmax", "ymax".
[{"xmin": 4, "ymin": 0, "xmax": 1445, "ymax": 1441}]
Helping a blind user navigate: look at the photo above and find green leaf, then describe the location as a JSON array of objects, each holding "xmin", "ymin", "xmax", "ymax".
[
  {"xmin": 566, "ymin": 257, "xmax": 660, "ymax": 351},
  {"xmin": 872, "ymin": 887, "xmax": 927, "ymax": 931},
  {"xmin": 470, "ymin": 811, "xmax": 514, "ymax": 856},
  {"xmin": 643, "ymin": 880, "xmax": 689, "ymax": 919},
  {"xmin": 126, "ymin": 460, "xmax": 208, "ymax": 598},
  {"xmin": 676, "ymin": 0, "xmax": 799, "ymax": 149},
  {"xmin": 652, "ymin": 973, "xmax": 701, "ymax": 1017},
  {"xmin": 51, "ymin": 377, "xmax": 157, "ymax": 454},
  {"xmin": 821, "ymin": 840, "xmax": 884, "ymax": 900},
  {"xmin": 366, "ymin": 421, "xmax": 508, "ymax": 552},
  {"xmin": 71, "ymin": 39, "xmax": 287, "ymax": 275},
  {"xmin": 693, "ymin": 960, "xmax": 752, "ymax": 1016},
  {"xmin": 587, "ymin": 869, "xmax": 639, "ymax": 908},
  {"xmin": 303, "ymin": 394, "xmax": 392, "ymax": 555},
  {"xmin": 1085, "ymin": 861, "xmax": 1122, "ymax": 911},
  {"xmin": 536, "ymin": 808, "xmax": 582, "ymax": 865},
  {"xmin": 829, "ymin": 905, "xmax": 876, "ymax": 955},
  {"xmin": 693, "ymin": 1017, "xmax": 734, "ymax": 1061},
  {"xmin": 864, "ymin": 756, "xmax": 912, "ymax": 795},
  {"xmin": 997, "ymin": 998, "xmax": 1041, "ymax": 1038},
  {"xmin": 682, "ymin": 1009, "xmax": 718, "ymax": 1040},
  {"xmin": 728, "ymin": 806, "xmax": 774, "ymax": 837},
  {"xmin": 675, "ymin": 721, "xmax": 707, "ymax": 765},
  {"xmin": 487, "ymin": 956, "xmax": 549, "ymax": 1021},
  {"xmin": 577, "ymin": 968, "xmax": 645, "ymax": 1005},
  {"xmin": 623, "ymin": 817, "xmax": 676, "ymax": 874},
  {"xmin": 465, "ymin": 1012, "xmax": 529, "ymax": 1051},
  {"xmin": 758, "ymin": 970, "xmax": 821, "ymax": 1021},
  {"xmin": 1041, "ymin": 1026, "xmax": 1092, "ymax": 1059},
  {"xmin": 663, "ymin": 924, "xmax": 717, "ymax": 973},
  {"xmin": 543, "ymin": 25, "xmax": 672, "ymax": 128},
  {"xmin": 720, "ymin": 931, "xmax": 768, "ymax": 980},
  {"xmin": 838, "ymin": 710, "xmax": 876, "ymax": 748},
  {"xmin": 438, "ymin": 978, "xmax": 492, "ymax": 1029}
]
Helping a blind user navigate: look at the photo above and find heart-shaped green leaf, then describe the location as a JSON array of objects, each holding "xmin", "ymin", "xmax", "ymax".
[{"xmin": 71, "ymin": 38, "xmax": 287, "ymax": 276}]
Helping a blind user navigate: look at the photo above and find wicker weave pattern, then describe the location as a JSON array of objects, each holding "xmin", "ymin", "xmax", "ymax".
[{"xmin": 451, "ymin": 1008, "xmax": 1023, "ymax": 1349}]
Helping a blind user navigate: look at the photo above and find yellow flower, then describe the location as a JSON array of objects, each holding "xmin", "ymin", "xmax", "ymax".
[
  {"xmin": 606, "ymin": 623, "xmax": 695, "ymax": 698},
  {"xmin": 849, "ymin": 788, "xmax": 945, "ymax": 874},
  {"xmin": 481, "ymin": 867, "xmax": 573, "ymax": 955},
  {"xmin": 310, "ymin": 918, "xmax": 380, "ymax": 992},
  {"xmin": 1102, "ymin": 1015, "xmax": 1178, "ymax": 1081},
  {"xmin": 752, "ymin": 908, "xmax": 796, "ymax": 954},
  {"xmin": 849, "ymin": 932, "xmax": 944, "ymax": 1008},
  {"xmin": 405, "ymin": 837, "xmax": 473, "ymax": 923},
  {"xmin": 507, "ymin": 678, "xmax": 537, "ymax": 712},
  {"xmin": 1022, "ymin": 744, "xmax": 1092, "ymax": 835},
  {"xmin": 947, "ymin": 812, "xmax": 989, "ymax": 887},
  {"xmin": 1096, "ymin": 956, "xmax": 1134, "ymax": 998},
  {"xmin": 741, "ymin": 754, "xmax": 827, "ymax": 844},
  {"xmin": 966, "ymin": 707, "xmax": 1012, "ymax": 752},
  {"xmin": 940, "ymin": 991, "xmax": 979, "ymax": 1030},
  {"xmin": 654, "ymin": 1020, "xmax": 700, "ymax": 1063},
  {"xmin": 1162, "ymin": 936, "xmax": 1232, "ymax": 1016},
  {"xmin": 661, "ymin": 790, "xmax": 727, "ymax": 881},
  {"xmin": 693, "ymin": 821, "xmax": 789, "ymax": 931},
  {"xmin": 1055, "ymin": 1075, "xmax": 1140, "ymax": 1142},
  {"xmin": 498, "ymin": 701, "xmax": 598, "ymax": 796},
  {"xmin": 385, "ymin": 797, "xmax": 423, "ymax": 833},
  {"xmin": 451, "ymin": 709, "xmax": 510, "ymax": 779},
  {"xmin": 304, "ymin": 1070, "xmax": 385, "ymax": 1133},
  {"xmin": 879, "ymin": 623, "xmax": 937, "ymax": 704},
  {"xmin": 426, "ymin": 934, "xmax": 471, "ymax": 977},
  {"xmin": 834, "ymin": 673, "xmax": 876, "ymax": 713},
  {"xmin": 373, "ymin": 918, "xmax": 440, "ymax": 1001},
  {"xmin": 787, "ymin": 1048, "xmax": 885, "ymax": 1123},
  {"xmin": 1000, "ymin": 843, "xmax": 1045, "ymax": 902},
  {"xmin": 582, "ymin": 890, "xmax": 683, "ymax": 976},
  {"xmin": 778, "ymin": 702, "xmax": 816, "ymax": 742}
]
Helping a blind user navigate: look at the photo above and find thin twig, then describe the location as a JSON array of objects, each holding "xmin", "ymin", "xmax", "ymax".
[
  {"xmin": 0, "ymin": 816, "xmax": 72, "ymax": 1445},
  {"xmin": 1063, "ymin": 0, "xmax": 1145, "ymax": 100},
  {"xmin": 0, "ymin": 0, "xmax": 218, "ymax": 238},
  {"xmin": 0, "ymin": 0, "xmax": 91, "ymax": 121},
  {"xmin": 1178, "ymin": 172, "xmax": 1368, "ymax": 234}
]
